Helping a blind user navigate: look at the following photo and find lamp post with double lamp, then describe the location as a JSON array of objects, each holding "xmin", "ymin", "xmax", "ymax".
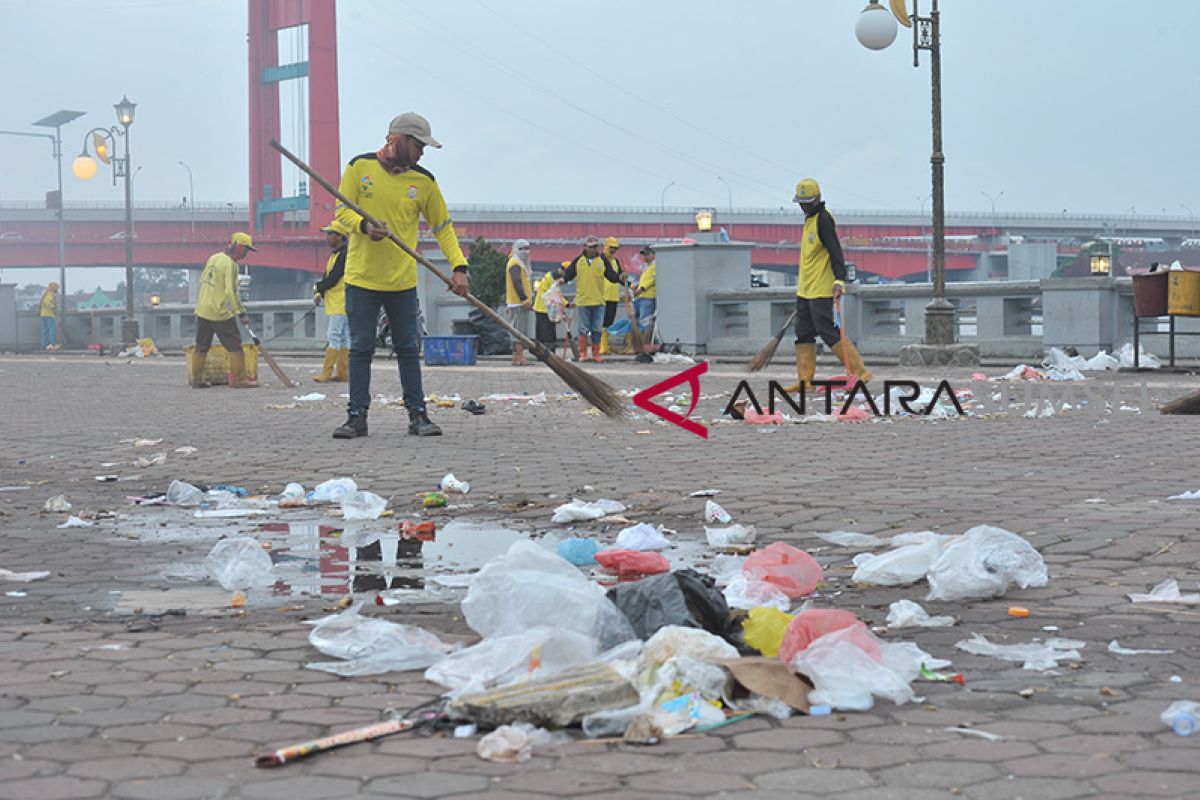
[
  {"xmin": 857, "ymin": 0, "xmax": 960, "ymax": 350},
  {"xmin": 73, "ymin": 96, "xmax": 137, "ymax": 342}
]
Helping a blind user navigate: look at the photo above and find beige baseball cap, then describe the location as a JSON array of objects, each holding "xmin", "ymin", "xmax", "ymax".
[{"xmin": 388, "ymin": 112, "xmax": 442, "ymax": 148}]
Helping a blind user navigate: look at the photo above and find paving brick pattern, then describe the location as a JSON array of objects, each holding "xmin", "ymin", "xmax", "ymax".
[{"xmin": 1, "ymin": 353, "xmax": 1199, "ymax": 797}]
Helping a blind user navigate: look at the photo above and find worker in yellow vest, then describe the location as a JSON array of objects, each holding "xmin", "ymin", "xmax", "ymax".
[
  {"xmin": 784, "ymin": 179, "xmax": 872, "ymax": 393},
  {"xmin": 558, "ymin": 235, "xmax": 620, "ymax": 363},
  {"xmin": 599, "ymin": 236, "xmax": 624, "ymax": 354},
  {"xmin": 39, "ymin": 281, "xmax": 60, "ymax": 350},
  {"xmin": 313, "ymin": 224, "xmax": 349, "ymax": 382},
  {"xmin": 505, "ymin": 238, "xmax": 534, "ymax": 365},
  {"xmin": 190, "ymin": 232, "xmax": 257, "ymax": 389}
]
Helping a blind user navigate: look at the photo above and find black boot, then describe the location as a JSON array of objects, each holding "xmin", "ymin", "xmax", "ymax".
[
  {"xmin": 407, "ymin": 408, "xmax": 442, "ymax": 436},
  {"xmin": 333, "ymin": 409, "xmax": 368, "ymax": 439}
]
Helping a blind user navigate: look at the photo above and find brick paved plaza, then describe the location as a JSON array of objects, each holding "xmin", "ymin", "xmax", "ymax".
[{"xmin": 2, "ymin": 352, "xmax": 1200, "ymax": 799}]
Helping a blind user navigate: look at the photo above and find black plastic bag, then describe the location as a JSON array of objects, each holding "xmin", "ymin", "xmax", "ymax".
[{"xmin": 608, "ymin": 569, "xmax": 731, "ymax": 640}]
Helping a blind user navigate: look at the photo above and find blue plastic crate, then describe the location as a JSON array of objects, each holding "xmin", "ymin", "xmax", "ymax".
[{"xmin": 423, "ymin": 335, "xmax": 478, "ymax": 366}]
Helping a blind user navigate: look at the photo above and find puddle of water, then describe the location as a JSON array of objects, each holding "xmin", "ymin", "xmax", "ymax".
[{"xmin": 127, "ymin": 506, "xmax": 716, "ymax": 606}]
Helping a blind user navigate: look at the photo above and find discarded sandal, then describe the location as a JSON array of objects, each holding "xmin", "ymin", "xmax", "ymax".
[{"xmin": 462, "ymin": 399, "xmax": 487, "ymax": 415}]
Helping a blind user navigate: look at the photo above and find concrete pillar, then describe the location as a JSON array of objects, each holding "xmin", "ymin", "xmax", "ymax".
[{"xmin": 654, "ymin": 235, "xmax": 755, "ymax": 352}]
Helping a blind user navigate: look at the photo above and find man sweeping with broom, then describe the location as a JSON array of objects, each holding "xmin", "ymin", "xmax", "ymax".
[{"xmin": 781, "ymin": 178, "xmax": 872, "ymax": 393}]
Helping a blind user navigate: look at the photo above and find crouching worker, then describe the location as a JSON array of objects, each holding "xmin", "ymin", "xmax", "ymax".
[
  {"xmin": 784, "ymin": 178, "xmax": 871, "ymax": 393},
  {"xmin": 189, "ymin": 232, "xmax": 258, "ymax": 389}
]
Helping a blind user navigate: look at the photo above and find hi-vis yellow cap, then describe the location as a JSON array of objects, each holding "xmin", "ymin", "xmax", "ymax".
[
  {"xmin": 230, "ymin": 231, "xmax": 257, "ymax": 251},
  {"xmin": 793, "ymin": 178, "xmax": 821, "ymax": 203}
]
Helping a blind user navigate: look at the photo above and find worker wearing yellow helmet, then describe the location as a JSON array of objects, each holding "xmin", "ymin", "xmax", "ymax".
[{"xmin": 784, "ymin": 178, "xmax": 872, "ymax": 392}]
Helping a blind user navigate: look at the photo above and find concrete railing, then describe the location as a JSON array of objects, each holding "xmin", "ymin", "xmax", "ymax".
[{"xmin": 4, "ymin": 268, "xmax": 1199, "ymax": 360}]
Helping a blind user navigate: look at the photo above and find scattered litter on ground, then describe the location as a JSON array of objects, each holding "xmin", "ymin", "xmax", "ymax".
[
  {"xmin": 557, "ymin": 537, "xmax": 601, "ymax": 565},
  {"xmin": 793, "ymin": 626, "xmax": 949, "ymax": 710},
  {"xmin": 309, "ymin": 477, "xmax": 358, "ymax": 504},
  {"xmin": 743, "ymin": 542, "xmax": 823, "ymax": 598},
  {"xmin": 57, "ymin": 515, "xmax": 94, "ymax": 529},
  {"xmin": 689, "ymin": 489, "xmax": 721, "ymax": 497},
  {"xmin": 341, "ymin": 491, "xmax": 387, "ymax": 521},
  {"xmin": 704, "ymin": 500, "xmax": 732, "ymax": 525},
  {"xmin": 1008, "ymin": 606, "xmax": 1030, "ymax": 618},
  {"xmin": 440, "ymin": 473, "xmax": 471, "ymax": 494},
  {"xmin": 1108, "ymin": 640, "xmax": 1175, "ymax": 656},
  {"xmin": 131, "ymin": 452, "xmax": 167, "ymax": 468},
  {"xmin": 615, "ymin": 523, "xmax": 671, "ymax": 551},
  {"xmin": 278, "ymin": 483, "xmax": 306, "ymax": 507},
  {"xmin": 476, "ymin": 722, "xmax": 568, "ymax": 762},
  {"xmin": 204, "ymin": 536, "xmax": 276, "ymax": 590},
  {"xmin": 925, "ymin": 526, "xmax": 1048, "ymax": 601},
  {"xmin": 0, "ymin": 569, "xmax": 50, "ymax": 582},
  {"xmin": 127, "ymin": 437, "xmax": 164, "ymax": 447},
  {"xmin": 653, "ymin": 353, "xmax": 696, "ymax": 365},
  {"xmin": 0, "ymin": 486, "xmax": 30, "ymax": 492},
  {"xmin": 166, "ymin": 480, "xmax": 203, "ymax": 506},
  {"xmin": 705, "ymin": 523, "xmax": 756, "ymax": 548},
  {"xmin": 292, "ymin": 393, "xmax": 326, "ymax": 402},
  {"xmin": 1128, "ymin": 578, "xmax": 1200, "ymax": 604},
  {"xmin": 423, "ymin": 491, "xmax": 448, "ymax": 508},
  {"xmin": 304, "ymin": 602, "xmax": 454, "ymax": 676},
  {"xmin": 1117, "ymin": 342, "xmax": 1161, "ymax": 369},
  {"xmin": 945, "ymin": 726, "xmax": 1005, "ymax": 741},
  {"xmin": 42, "ymin": 495, "xmax": 71, "ymax": 512},
  {"xmin": 1162, "ymin": 701, "xmax": 1200, "ymax": 736},
  {"xmin": 815, "ymin": 531, "xmax": 888, "ymax": 548},
  {"xmin": 596, "ymin": 549, "xmax": 670, "ymax": 578},
  {"xmin": 852, "ymin": 532, "xmax": 947, "ymax": 587},
  {"xmin": 1168, "ymin": 489, "xmax": 1200, "ymax": 501},
  {"xmin": 955, "ymin": 632, "xmax": 1084, "ymax": 670},
  {"xmin": 173, "ymin": 446, "xmax": 198, "ymax": 455},
  {"xmin": 552, "ymin": 498, "xmax": 625, "ymax": 523},
  {"xmin": 887, "ymin": 599, "xmax": 955, "ymax": 629}
]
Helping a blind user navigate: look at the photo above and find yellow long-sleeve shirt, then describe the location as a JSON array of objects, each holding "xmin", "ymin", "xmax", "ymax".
[
  {"xmin": 334, "ymin": 153, "xmax": 467, "ymax": 292},
  {"xmin": 603, "ymin": 255, "xmax": 623, "ymax": 302},
  {"xmin": 195, "ymin": 252, "xmax": 244, "ymax": 322},
  {"xmin": 39, "ymin": 290, "xmax": 57, "ymax": 317}
]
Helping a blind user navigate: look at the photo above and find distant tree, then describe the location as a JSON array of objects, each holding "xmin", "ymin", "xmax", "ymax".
[
  {"xmin": 134, "ymin": 268, "xmax": 188, "ymax": 294},
  {"xmin": 466, "ymin": 236, "xmax": 507, "ymax": 309}
]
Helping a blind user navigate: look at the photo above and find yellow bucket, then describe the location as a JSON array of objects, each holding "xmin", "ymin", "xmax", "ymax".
[
  {"xmin": 184, "ymin": 344, "xmax": 259, "ymax": 385},
  {"xmin": 1167, "ymin": 270, "xmax": 1200, "ymax": 316}
]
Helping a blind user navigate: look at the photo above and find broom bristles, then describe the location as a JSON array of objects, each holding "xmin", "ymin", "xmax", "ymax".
[
  {"xmin": 747, "ymin": 333, "xmax": 784, "ymax": 373},
  {"xmin": 530, "ymin": 342, "xmax": 626, "ymax": 418},
  {"xmin": 1161, "ymin": 388, "xmax": 1200, "ymax": 415}
]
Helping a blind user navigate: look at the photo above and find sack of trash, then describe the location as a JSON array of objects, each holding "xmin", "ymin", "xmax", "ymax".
[
  {"xmin": 608, "ymin": 570, "xmax": 730, "ymax": 640},
  {"xmin": 925, "ymin": 525, "xmax": 1047, "ymax": 601},
  {"xmin": 204, "ymin": 536, "xmax": 275, "ymax": 590}
]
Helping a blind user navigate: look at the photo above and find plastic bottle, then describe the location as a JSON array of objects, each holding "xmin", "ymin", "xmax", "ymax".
[{"xmin": 1162, "ymin": 701, "xmax": 1200, "ymax": 736}]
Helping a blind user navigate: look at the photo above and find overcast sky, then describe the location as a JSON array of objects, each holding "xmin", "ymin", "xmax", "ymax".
[{"xmin": 1, "ymin": 1, "xmax": 1197, "ymax": 219}]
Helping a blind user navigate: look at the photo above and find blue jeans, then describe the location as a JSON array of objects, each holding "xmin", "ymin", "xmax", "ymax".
[
  {"xmin": 40, "ymin": 317, "xmax": 56, "ymax": 348},
  {"xmin": 576, "ymin": 305, "xmax": 604, "ymax": 343},
  {"xmin": 634, "ymin": 298, "xmax": 656, "ymax": 331},
  {"xmin": 346, "ymin": 285, "xmax": 423, "ymax": 415},
  {"xmin": 325, "ymin": 313, "xmax": 350, "ymax": 349}
]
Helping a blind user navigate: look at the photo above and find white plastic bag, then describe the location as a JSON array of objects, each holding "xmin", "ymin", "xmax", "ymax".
[
  {"xmin": 814, "ymin": 531, "xmax": 887, "ymax": 548},
  {"xmin": 1127, "ymin": 578, "xmax": 1200, "ymax": 604},
  {"xmin": 476, "ymin": 722, "xmax": 570, "ymax": 762},
  {"xmin": 305, "ymin": 602, "xmax": 454, "ymax": 676},
  {"xmin": 278, "ymin": 482, "xmax": 306, "ymax": 507},
  {"xmin": 552, "ymin": 500, "xmax": 605, "ymax": 523},
  {"xmin": 440, "ymin": 473, "xmax": 470, "ymax": 494},
  {"xmin": 462, "ymin": 540, "xmax": 635, "ymax": 648},
  {"xmin": 852, "ymin": 532, "xmax": 948, "ymax": 586},
  {"xmin": 425, "ymin": 626, "xmax": 598, "ymax": 695},
  {"xmin": 638, "ymin": 625, "xmax": 739, "ymax": 672},
  {"xmin": 925, "ymin": 525, "xmax": 1047, "ymax": 601},
  {"xmin": 166, "ymin": 480, "xmax": 202, "ymax": 507},
  {"xmin": 886, "ymin": 599, "xmax": 955, "ymax": 629},
  {"xmin": 1118, "ymin": 342, "xmax": 1161, "ymax": 369},
  {"xmin": 723, "ymin": 574, "xmax": 791, "ymax": 611},
  {"xmin": 705, "ymin": 524, "xmax": 757, "ymax": 548},
  {"xmin": 341, "ymin": 490, "xmax": 387, "ymax": 521},
  {"xmin": 615, "ymin": 523, "xmax": 670, "ymax": 551},
  {"xmin": 310, "ymin": 477, "xmax": 358, "ymax": 503},
  {"xmin": 707, "ymin": 554, "xmax": 746, "ymax": 587},
  {"xmin": 791, "ymin": 627, "xmax": 937, "ymax": 711},
  {"xmin": 204, "ymin": 536, "xmax": 275, "ymax": 590},
  {"xmin": 954, "ymin": 632, "xmax": 1083, "ymax": 670},
  {"xmin": 1083, "ymin": 350, "xmax": 1119, "ymax": 371}
]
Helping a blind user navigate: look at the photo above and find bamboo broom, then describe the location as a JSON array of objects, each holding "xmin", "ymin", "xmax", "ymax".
[
  {"xmin": 747, "ymin": 310, "xmax": 798, "ymax": 373},
  {"xmin": 271, "ymin": 140, "xmax": 625, "ymax": 418}
]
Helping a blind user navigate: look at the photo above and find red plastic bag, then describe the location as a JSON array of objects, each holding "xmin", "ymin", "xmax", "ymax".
[
  {"xmin": 594, "ymin": 549, "xmax": 670, "ymax": 578},
  {"xmin": 743, "ymin": 542, "xmax": 823, "ymax": 598},
  {"xmin": 777, "ymin": 609, "xmax": 880, "ymax": 666}
]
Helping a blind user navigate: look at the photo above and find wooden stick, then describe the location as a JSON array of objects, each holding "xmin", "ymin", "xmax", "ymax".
[
  {"xmin": 244, "ymin": 323, "xmax": 297, "ymax": 387},
  {"xmin": 270, "ymin": 139, "xmax": 624, "ymax": 418}
]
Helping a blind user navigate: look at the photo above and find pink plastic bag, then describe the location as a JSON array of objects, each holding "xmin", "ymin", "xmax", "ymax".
[
  {"xmin": 834, "ymin": 406, "xmax": 870, "ymax": 422},
  {"xmin": 743, "ymin": 409, "xmax": 787, "ymax": 425},
  {"xmin": 595, "ymin": 549, "xmax": 670, "ymax": 578},
  {"xmin": 742, "ymin": 542, "xmax": 823, "ymax": 598},
  {"xmin": 777, "ymin": 609, "xmax": 880, "ymax": 666}
]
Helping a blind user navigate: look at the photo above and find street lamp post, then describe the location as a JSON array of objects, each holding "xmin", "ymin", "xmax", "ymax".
[
  {"xmin": 857, "ymin": 0, "xmax": 957, "ymax": 347},
  {"xmin": 179, "ymin": 161, "xmax": 195, "ymax": 238},
  {"xmin": 981, "ymin": 189, "xmax": 1004, "ymax": 237},
  {"xmin": 73, "ymin": 96, "xmax": 137, "ymax": 343},
  {"xmin": 716, "ymin": 175, "xmax": 733, "ymax": 238},
  {"xmin": 659, "ymin": 181, "xmax": 675, "ymax": 240}
]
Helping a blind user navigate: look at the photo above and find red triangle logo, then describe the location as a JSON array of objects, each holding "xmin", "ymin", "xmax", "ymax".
[{"xmin": 632, "ymin": 361, "xmax": 709, "ymax": 439}]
